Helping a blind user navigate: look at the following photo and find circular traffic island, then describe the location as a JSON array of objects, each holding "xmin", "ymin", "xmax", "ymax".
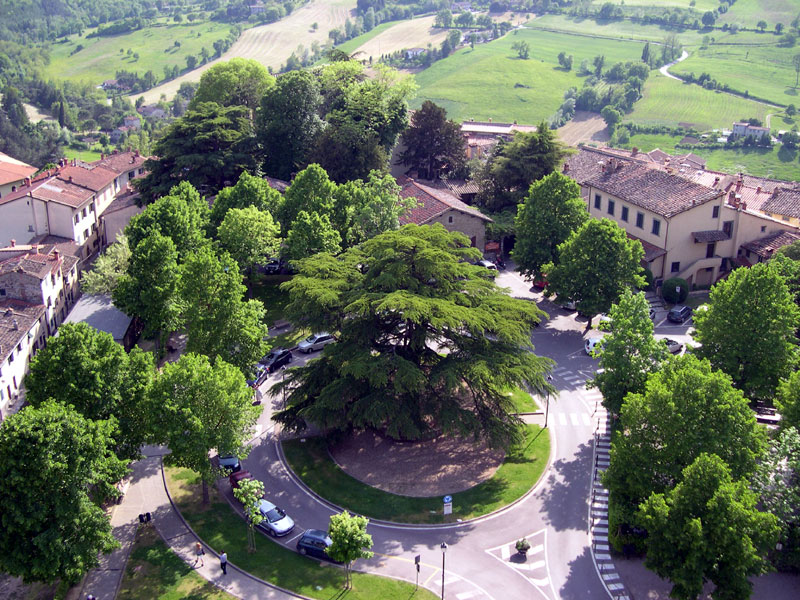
[{"xmin": 282, "ymin": 422, "xmax": 550, "ymax": 525}]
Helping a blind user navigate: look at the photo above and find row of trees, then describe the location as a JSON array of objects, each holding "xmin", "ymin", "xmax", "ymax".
[{"xmin": 0, "ymin": 322, "xmax": 261, "ymax": 585}]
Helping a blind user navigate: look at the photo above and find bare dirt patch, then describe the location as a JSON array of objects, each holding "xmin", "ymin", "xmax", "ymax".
[
  {"xmin": 557, "ymin": 110, "xmax": 610, "ymax": 147},
  {"xmin": 354, "ymin": 16, "xmax": 448, "ymax": 59},
  {"xmin": 330, "ymin": 429, "xmax": 504, "ymax": 497},
  {"xmin": 133, "ymin": 0, "xmax": 356, "ymax": 104}
]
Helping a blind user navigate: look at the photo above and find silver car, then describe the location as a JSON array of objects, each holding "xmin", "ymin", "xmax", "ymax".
[
  {"xmin": 297, "ymin": 332, "xmax": 335, "ymax": 353},
  {"xmin": 256, "ymin": 499, "xmax": 295, "ymax": 537}
]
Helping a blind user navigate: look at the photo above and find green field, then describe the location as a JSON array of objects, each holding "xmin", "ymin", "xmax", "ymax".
[
  {"xmin": 335, "ymin": 20, "xmax": 398, "ymax": 56},
  {"xmin": 625, "ymin": 73, "xmax": 771, "ymax": 129},
  {"xmin": 718, "ymin": 0, "xmax": 800, "ymax": 29},
  {"xmin": 413, "ymin": 28, "xmax": 648, "ymax": 122},
  {"xmin": 598, "ymin": 0, "xmax": 718, "ymax": 10},
  {"xmin": 528, "ymin": 14, "xmax": 707, "ymax": 45},
  {"xmin": 42, "ymin": 21, "xmax": 235, "ymax": 85}
]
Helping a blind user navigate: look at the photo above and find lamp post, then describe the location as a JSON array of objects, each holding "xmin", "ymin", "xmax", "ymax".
[
  {"xmin": 440, "ymin": 542, "xmax": 447, "ymax": 599},
  {"xmin": 544, "ymin": 374, "xmax": 553, "ymax": 428},
  {"xmin": 281, "ymin": 365, "xmax": 287, "ymax": 408}
]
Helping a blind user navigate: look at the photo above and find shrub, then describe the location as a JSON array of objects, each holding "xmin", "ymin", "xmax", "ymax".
[
  {"xmin": 641, "ymin": 267, "xmax": 655, "ymax": 291},
  {"xmin": 662, "ymin": 277, "xmax": 689, "ymax": 304}
]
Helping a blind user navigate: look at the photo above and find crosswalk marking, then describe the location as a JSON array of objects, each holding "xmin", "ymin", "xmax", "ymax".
[
  {"xmin": 559, "ymin": 413, "xmax": 567, "ymax": 426},
  {"xmin": 570, "ymin": 413, "xmax": 579, "ymax": 426},
  {"xmin": 456, "ymin": 591, "xmax": 482, "ymax": 599}
]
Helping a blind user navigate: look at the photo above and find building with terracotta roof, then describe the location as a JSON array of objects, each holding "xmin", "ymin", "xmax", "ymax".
[
  {"xmin": 0, "ymin": 150, "xmax": 146, "ymax": 262},
  {"xmin": 0, "ymin": 299, "xmax": 47, "ymax": 421},
  {"xmin": 0, "ymin": 152, "xmax": 37, "ymax": 198},
  {"xmin": 564, "ymin": 146, "xmax": 798, "ymax": 288},
  {"xmin": 760, "ymin": 187, "xmax": 800, "ymax": 226},
  {"xmin": 399, "ymin": 177, "xmax": 492, "ymax": 249}
]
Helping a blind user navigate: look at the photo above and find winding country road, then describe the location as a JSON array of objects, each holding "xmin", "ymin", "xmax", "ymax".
[{"xmin": 658, "ymin": 50, "xmax": 688, "ymax": 80}]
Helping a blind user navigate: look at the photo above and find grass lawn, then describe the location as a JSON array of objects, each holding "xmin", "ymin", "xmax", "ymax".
[
  {"xmin": 718, "ymin": 0, "xmax": 800, "ymax": 29},
  {"xmin": 117, "ymin": 525, "xmax": 235, "ymax": 600},
  {"xmin": 508, "ymin": 387, "xmax": 539, "ymax": 413},
  {"xmin": 165, "ymin": 468, "xmax": 436, "ymax": 600},
  {"xmin": 529, "ymin": 14, "xmax": 707, "ymax": 45},
  {"xmin": 42, "ymin": 20, "xmax": 235, "ymax": 85},
  {"xmin": 413, "ymin": 27, "xmax": 646, "ymax": 122},
  {"xmin": 625, "ymin": 73, "xmax": 771, "ymax": 130},
  {"xmin": 283, "ymin": 424, "xmax": 549, "ymax": 524},
  {"xmin": 63, "ymin": 146, "xmax": 104, "ymax": 163}
]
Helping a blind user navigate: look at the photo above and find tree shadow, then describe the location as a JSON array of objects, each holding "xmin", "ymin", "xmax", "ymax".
[
  {"xmin": 558, "ymin": 545, "xmax": 609, "ymax": 599},
  {"xmin": 535, "ymin": 441, "xmax": 593, "ymax": 532},
  {"xmin": 777, "ymin": 145, "xmax": 797, "ymax": 163},
  {"xmin": 784, "ymin": 88, "xmax": 798, "ymax": 96}
]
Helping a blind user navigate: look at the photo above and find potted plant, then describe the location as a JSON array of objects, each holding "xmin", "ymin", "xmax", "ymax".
[{"xmin": 515, "ymin": 538, "xmax": 531, "ymax": 556}]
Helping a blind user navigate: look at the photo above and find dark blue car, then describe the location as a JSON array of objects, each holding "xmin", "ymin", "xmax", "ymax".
[{"xmin": 296, "ymin": 529, "xmax": 335, "ymax": 560}]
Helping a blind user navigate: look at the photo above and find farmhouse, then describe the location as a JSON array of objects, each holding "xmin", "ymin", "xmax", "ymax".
[
  {"xmin": 398, "ymin": 176, "xmax": 492, "ymax": 249},
  {"xmin": 731, "ymin": 121, "xmax": 770, "ymax": 140},
  {"xmin": 565, "ymin": 146, "xmax": 798, "ymax": 288},
  {"xmin": 460, "ymin": 120, "xmax": 537, "ymax": 159}
]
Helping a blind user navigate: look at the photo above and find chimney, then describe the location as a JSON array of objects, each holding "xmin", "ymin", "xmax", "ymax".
[
  {"xmin": 10, "ymin": 239, "xmax": 15, "ymax": 247},
  {"xmin": 11, "ymin": 319, "xmax": 18, "ymax": 331},
  {"xmin": 757, "ymin": 186, "xmax": 762, "ymax": 193},
  {"xmin": 54, "ymin": 249, "xmax": 60, "ymax": 261},
  {"xmin": 69, "ymin": 176, "xmax": 73, "ymax": 183},
  {"xmin": 601, "ymin": 164, "xmax": 606, "ymax": 172},
  {"xmin": 101, "ymin": 153, "xmax": 105, "ymax": 160},
  {"xmin": 631, "ymin": 147, "xmax": 638, "ymax": 156},
  {"xmin": 741, "ymin": 202, "xmax": 747, "ymax": 211},
  {"xmin": 34, "ymin": 245, "xmax": 39, "ymax": 254},
  {"xmin": 134, "ymin": 149, "xmax": 140, "ymax": 157}
]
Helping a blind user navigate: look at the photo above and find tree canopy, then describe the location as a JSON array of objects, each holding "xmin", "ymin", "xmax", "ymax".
[
  {"xmin": 327, "ymin": 511, "xmax": 373, "ymax": 589},
  {"xmin": 25, "ymin": 322, "xmax": 155, "ymax": 461},
  {"xmin": 274, "ymin": 223, "xmax": 554, "ymax": 449},
  {"xmin": 512, "ymin": 171, "xmax": 588, "ymax": 279},
  {"xmin": 589, "ymin": 289, "xmax": 669, "ymax": 417},
  {"xmin": 638, "ymin": 453, "xmax": 778, "ymax": 600},
  {"xmin": 397, "ymin": 100, "xmax": 467, "ymax": 180},
  {"xmin": 544, "ymin": 218, "xmax": 645, "ymax": 322},
  {"xmin": 80, "ymin": 234, "xmax": 131, "ymax": 296},
  {"xmin": 0, "ymin": 401, "xmax": 126, "ymax": 584},
  {"xmin": 150, "ymin": 353, "xmax": 261, "ymax": 502},
  {"xmin": 209, "ymin": 170, "xmax": 283, "ymax": 235},
  {"xmin": 190, "ymin": 58, "xmax": 274, "ymax": 114},
  {"xmin": 217, "ymin": 206, "xmax": 281, "ymax": 282},
  {"xmin": 693, "ymin": 262, "xmax": 800, "ymax": 401}
]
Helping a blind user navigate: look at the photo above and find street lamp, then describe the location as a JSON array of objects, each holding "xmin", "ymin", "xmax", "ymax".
[
  {"xmin": 440, "ymin": 542, "xmax": 447, "ymax": 600},
  {"xmin": 281, "ymin": 365, "xmax": 287, "ymax": 408},
  {"xmin": 544, "ymin": 374, "xmax": 553, "ymax": 428}
]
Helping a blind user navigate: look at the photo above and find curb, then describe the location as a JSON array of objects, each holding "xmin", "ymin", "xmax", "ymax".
[
  {"xmin": 158, "ymin": 456, "xmax": 312, "ymax": 600},
  {"xmin": 588, "ymin": 410, "xmax": 631, "ymax": 600},
  {"xmin": 275, "ymin": 424, "xmax": 556, "ymax": 530}
]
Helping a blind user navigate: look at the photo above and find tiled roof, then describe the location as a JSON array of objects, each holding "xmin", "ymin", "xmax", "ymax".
[
  {"xmin": 742, "ymin": 230, "xmax": 800, "ymax": 258},
  {"xmin": 29, "ymin": 178, "xmax": 94, "ymax": 208},
  {"xmin": 398, "ymin": 178, "xmax": 492, "ymax": 225},
  {"xmin": 580, "ymin": 159, "xmax": 723, "ymax": 218},
  {"xmin": 58, "ymin": 163, "xmax": 118, "ymax": 193},
  {"xmin": 628, "ymin": 233, "xmax": 666, "ymax": 262},
  {"xmin": 437, "ymin": 179, "xmax": 480, "ymax": 196},
  {"xmin": 0, "ymin": 248, "xmax": 63, "ymax": 279},
  {"xmin": 693, "ymin": 230, "xmax": 731, "ymax": 243},
  {"xmin": 94, "ymin": 151, "xmax": 146, "ymax": 175},
  {"xmin": 0, "ymin": 299, "xmax": 45, "ymax": 364},
  {"xmin": 0, "ymin": 154, "xmax": 37, "ymax": 187},
  {"xmin": 761, "ymin": 187, "xmax": 800, "ymax": 219},
  {"xmin": 103, "ymin": 189, "xmax": 140, "ymax": 214}
]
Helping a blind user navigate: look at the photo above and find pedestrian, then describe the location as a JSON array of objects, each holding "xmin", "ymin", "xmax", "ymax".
[
  {"xmin": 219, "ymin": 550, "xmax": 227, "ymax": 575},
  {"xmin": 194, "ymin": 541, "xmax": 204, "ymax": 567}
]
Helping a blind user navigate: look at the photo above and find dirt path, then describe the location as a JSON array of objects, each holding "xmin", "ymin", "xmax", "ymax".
[
  {"xmin": 353, "ymin": 15, "xmax": 448, "ymax": 60},
  {"xmin": 658, "ymin": 49, "xmax": 689, "ymax": 80},
  {"xmin": 131, "ymin": 0, "xmax": 356, "ymax": 104},
  {"xmin": 557, "ymin": 110, "xmax": 609, "ymax": 147}
]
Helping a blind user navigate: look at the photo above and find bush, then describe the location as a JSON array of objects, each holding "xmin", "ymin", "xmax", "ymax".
[
  {"xmin": 662, "ymin": 277, "xmax": 689, "ymax": 304},
  {"xmin": 641, "ymin": 267, "xmax": 655, "ymax": 291}
]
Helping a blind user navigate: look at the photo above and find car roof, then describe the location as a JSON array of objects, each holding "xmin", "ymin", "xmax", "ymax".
[
  {"xmin": 259, "ymin": 499, "xmax": 277, "ymax": 512},
  {"xmin": 302, "ymin": 529, "xmax": 329, "ymax": 540}
]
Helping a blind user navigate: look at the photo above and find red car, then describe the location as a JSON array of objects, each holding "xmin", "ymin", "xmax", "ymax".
[
  {"xmin": 229, "ymin": 470, "xmax": 252, "ymax": 490},
  {"xmin": 532, "ymin": 274, "xmax": 548, "ymax": 290}
]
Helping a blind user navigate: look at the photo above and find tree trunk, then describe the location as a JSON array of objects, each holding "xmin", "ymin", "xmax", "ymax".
[{"xmin": 202, "ymin": 477, "xmax": 210, "ymax": 505}]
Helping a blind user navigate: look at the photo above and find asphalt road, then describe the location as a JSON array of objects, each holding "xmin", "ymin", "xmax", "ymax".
[{"xmin": 235, "ymin": 270, "xmax": 697, "ymax": 599}]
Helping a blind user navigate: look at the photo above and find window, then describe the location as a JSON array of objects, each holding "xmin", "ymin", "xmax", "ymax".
[
  {"xmin": 0, "ymin": 289, "xmax": 5, "ymax": 297},
  {"xmin": 783, "ymin": 215, "xmax": 791, "ymax": 222},
  {"xmin": 16, "ymin": 343, "xmax": 21, "ymax": 352},
  {"xmin": 138, "ymin": 168, "xmax": 145, "ymax": 175},
  {"xmin": 712, "ymin": 206, "xmax": 720, "ymax": 219},
  {"xmin": 8, "ymin": 351, "xmax": 13, "ymax": 363},
  {"xmin": 723, "ymin": 221, "xmax": 733, "ymax": 237},
  {"xmin": 84, "ymin": 228, "xmax": 90, "ymax": 240},
  {"xmin": 82, "ymin": 208, "xmax": 87, "ymax": 218},
  {"xmin": 761, "ymin": 226, "xmax": 767, "ymax": 233},
  {"xmin": 621, "ymin": 206, "xmax": 629, "ymax": 222},
  {"xmin": 706, "ymin": 242, "xmax": 716, "ymax": 258},
  {"xmin": 128, "ymin": 170, "xmax": 135, "ymax": 179},
  {"xmin": 74, "ymin": 214, "xmax": 80, "ymax": 225},
  {"xmin": 448, "ymin": 215, "xmax": 453, "ymax": 223},
  {"xmin": 89, "ymin": 202, "xmax": 94, "ymax": 212},
  {"xmin": 47, "ymin": 297, "xmax": 51, "ymax": 307},
  {"xmin": 651, "ymin": 219, "xmax": 661, "ymax": 236},
  {"xmin": 636, "ymin": 212, "xmax": 644, "ymax": 228},
  {"xmin": 671, "ymin": 262, "xmax": 680, "ymax": 273},
  {"xmin": 27, "ymin": 225, "xmax": 34, "ymax": 232},
  {"xmin": 607, "ymin": 199, "xmax": 615, "ymax": 216},
  {"xmin": 594, "ymin": 194, "xmax": 601, "ymax": 209}
]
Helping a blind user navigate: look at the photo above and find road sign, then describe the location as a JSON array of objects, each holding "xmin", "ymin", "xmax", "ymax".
[{"xmin": 443, "ymin": 495, "xmax": 452, "ymax": 503}]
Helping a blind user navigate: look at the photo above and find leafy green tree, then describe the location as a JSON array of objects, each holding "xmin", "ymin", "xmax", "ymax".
[
  {"xmin": 777, "ymin": 369, "xmax": 800, "ymax": 432},
  {"xmin": 150, "ymin": 353, "xmax": 261, "ymax": 503},
  {"xmin": 233, "ymin": 478, "xmax": 266, "ymax": 551},
  {"xmin": 512, "ymin": 40, "xmax": 530, "ymax": 59},
  {"xmin": 210, "ymin": 171, "xmax": 283, "ymax": 234},
  {"xmin": 256, "ymin": 69, "xmax": 324, "ymax": 181},
  {"xmin": 638, "ymin": 453, "xmax": 778, "ymax": 600},
  {"xmin": 693, "ymin": 262, "xmax": 800, "ymax": 401},
  {"xmin": 771, "ymin": 251, "xmax": 800, "ymax": 301},
  {"xmin": 80, "ymin": 234, "xmax": 131, "ymax": 295},
  {"xmin": 641, "ymin": 42, "xmax": 651, "ymax": 64},
  {"xmin": 512, "ymin": 171, "xmax": 588, "ymax": 279},
  {"xmin": 25, "ymin": 323, "xmax": 155, "ymax": 460},
  {"xmin": 435, "ymin": 8, "xmax": 453, "ymax": 28},
  {"xmin": 113, "ymin": 232, "xmax": 182, "ymax": 351},
  {"xmin": 476, "ymin": 125, "xmax": 571, "ymax": 211},
  {"xmin": 589, "ymin": 290, "xmax": 669, "ymax": 416},
  {"xmin": 398, "ymin": 100, "xmax": 467, "ymax": 180},
  {"xmin": 312, "ymin": 118, "xmax": 388, "ymax": 183},
  {"xmin": 600, "ymin": 105, "xmax": 622, "ymax": 129},
  {"xmin": 757, "ymin": 19, "xmax": 768, "ymax": 32},
  {"xmin": 544, "ymin": 219, "xmax": 645, "ymax": 325},
  {"xmin": 0, "ymin": 401, "xmax": 127, "ymax": 583},
  {"xmin": 217, "ymin": 206, "xmax": 281, "ymax": 284},
  {"xmin": 285, "ymin": 210, "xmax": 342, "ymax": 260},
  {"xmin": 179, "ymin": 247, "xmax": 268, "ymax": 374},
  {"xmin": 327, "ymin": 511, "xmax": 374, "ymax": 588},
  {"xmin": 702, "ymin": 11, "xmax": 716, "ymax": 27},
  {"xmin": 275, "ymin": 224, "xmax": 554, "ymax": 448},
  {"xmin": 279, "ymin": 163, "xmax": 336, "ymax": 231},
  {"xmin": 190, "ymin": 58, "xmax": 274, "ymax": 114},
  {"xmin": 135, "ymin": 102, "xmax": 256, "ymax": 202},
  {"xmin": 604, "ymin": 355, "xmax": 766, "ymax": 540},
  {"xmin": 593, "ymin": 54, "xmax": 605, "ymax": 76},
  {"xmin": 126, "ymin": 182, "xmax": 209, "ymax": 258}
]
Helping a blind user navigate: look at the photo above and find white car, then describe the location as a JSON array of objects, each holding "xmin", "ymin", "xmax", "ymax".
[
  {"xmin": 297, "ymin": 332, "xmax": 335, "ymax": 353},
  {"xmin": 256, "ymin": 499, "xmax": 295, "ymax": 537},
  {"xmin": 585, "ymin": 336, "xmax": 606, "ymax": 356}
]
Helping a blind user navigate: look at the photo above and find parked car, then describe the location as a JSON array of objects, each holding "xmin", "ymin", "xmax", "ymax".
[
  {"xmin": 261, "ymin": 347, "xmax": 292, "ymax": 373},
  {"xmin": 584, "ymin": 336, "xmax": 606, "ymax": 356},
  {"xmin": 263, "ymin": 258, "xmax": 282, "ymax": 274},
  {"xmin": 218, "ymin": 454, "xmax": 241, "ymax": 473},
  {"xmin": 296, "ymin": 529, "xmax": 335, "ymax": 560},
  {"xmin": 298, "ymin": 332, "xmax": 335, "ymax": 353},
  {"xmin": 247, "ymin": 362, "xmax": 268, "ymax": 387},
  {"xmin": 556, "ymin": 297, "xmax": 577, "ymax": 311},
  {"xmin": 662, "ymin": 338, "xmax": 684, "ymax": 354},
  {"xmin": 667, "ymin": 305, "xmax": 692, "ymax": 323},
  {"xmin": 475, "ymin": 259, "xmax": 498, "ymax": 271},
  {"xmin": 532, "ymin": 274, "xmax": 548, "ymax": 290},
  {"xmin": 649, "ymin": 307, "xmax": 657, "ymax": 320},
  {"xmin": 229, "ymin": 470, "xmax": 252, "ymax": 491},
  {"xmin": 256, "ymin": 499, "xmax": 295, "ymax": 537}
]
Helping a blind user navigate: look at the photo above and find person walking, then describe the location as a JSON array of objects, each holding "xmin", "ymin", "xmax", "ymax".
[
  {"xmin": 194, "ymin": 542, "xmax": 204, "ymax": 567},
  {"xmin": 219, "ymin": 550, "xmax": 227, "ymax": 575}
]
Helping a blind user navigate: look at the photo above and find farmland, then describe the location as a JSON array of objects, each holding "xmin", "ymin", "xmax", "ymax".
[
  {"xmin": 412, "ymin": 27, "xmax": 648, "ymax": 122},
  {"xmin": 625, "ymin": 73, "xmax": 771, "ymax": 130},
  {"xmin": 351, "ymin": 16, "xmax": 449, "ymax": 61}
]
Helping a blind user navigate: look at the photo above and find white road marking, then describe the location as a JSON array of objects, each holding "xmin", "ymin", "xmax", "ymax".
[
  {"xmin": 582, "ymin": 414, "xmax": 591, "ymax": 426},
  {"xmin": 456, "ymin": 591, "xmax": 482, "ymax": 599},
  {"xmin": 500, "ymin": 545, "xmax": 510, "ymax": 560},
  {"xmin": 558, "ymin": 413, "xmax": 567, "ymax": 426},
  {"xmin": 570, "ymin": 413, "xmax": 579, "ymax": 426}
]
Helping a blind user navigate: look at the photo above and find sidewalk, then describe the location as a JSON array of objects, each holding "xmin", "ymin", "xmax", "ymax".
[{"xmin": 80, "ymin": 446, "xmax": 304, "ymax": 600}]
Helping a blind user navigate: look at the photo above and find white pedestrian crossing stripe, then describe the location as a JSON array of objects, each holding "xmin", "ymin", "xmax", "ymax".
[{"xmin": 485, "ymin": 529, "xmax": 554, "ymax": 599}]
